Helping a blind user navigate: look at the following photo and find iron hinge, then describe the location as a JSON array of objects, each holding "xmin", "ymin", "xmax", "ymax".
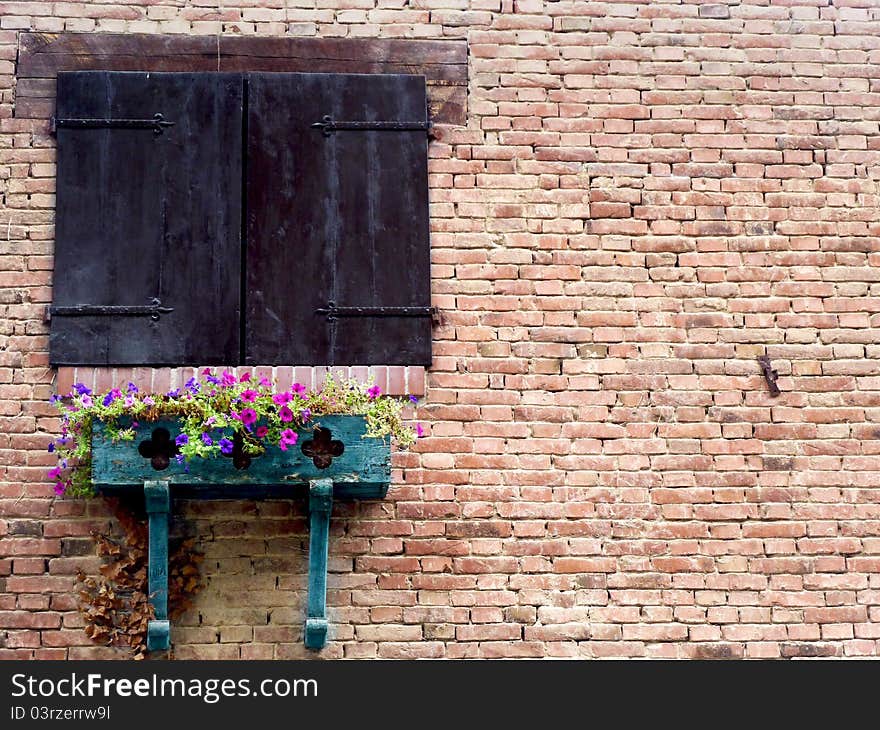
[
  {"xmin": 50, "ymin": 113, "xmax": 174, "ymax": 136},
  {"xmin": 47, "ymin": 297, "xmax": 174, "ymax": 322},
  {"xmin": 311, "ymin": 115, "xmax": 432, "ymax": 137},
  {"xmin": 316, "ymin": 301, "xmax": 438, "ymax": 324}
]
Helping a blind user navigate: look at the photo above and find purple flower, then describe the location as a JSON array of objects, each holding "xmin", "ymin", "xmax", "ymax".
[
  {"xmin": 279, "ymin": 429, "xmax": 298, "ymax": 451},
  {"xmin": 175, "ymin": 433, "xmax": 189, "ymax": 447},
  {"xmin": 241, "ymin": 408, "xmax": 257, "ymax": 427},
  {"xmin": 367, "ymin": 385, "xmax": 382, "ymax": 399},
  {"xmin": 73, "ymin": 383, "xmax": 92, "ymax": 396},
  {"xmin": 54, "ymin": 482, "xmax": 66, "ymax": 496},
  {"xmin": 416, "ymin": 423, "xmax": 425, "ymax": 438},
  {"xmin": 143, "ymin": 396, "xmax": 155, "ymax": 406},
  {"xmin": 219, "ymin": 438, "xmax": 234, "ymax": 455},
  {"xmin": 185, "ymin": 377, "xmax": 200, "ymax": 394},
  {"xmin": 175, "ymin": 454, "xmax": 185, "ymax": 465},
  {"xmin": 47, "ymin": 442, "xmax": 55, "ymax": 453},
  {"xmin": 124, "ymin": 396, "xmax": 135, "ymax": 408},
  {"xmin": 80, "ymin": 395, "xmax": 93, "ymax": 407},
  {"xmin": 49, "ymin": 394, "xmax": 61, "ymax": 404},
  {"xmin": 102, "ymin": 388, "xmax": 122, "ymax": 406},
  {"xmin": 205, "ymin": 374, "xmax": 221, "ymax": 385},
  {"xmin": 279, "ymin": 405, "xmax": 294, "ymax": 423},
  {"xmin": 409, "ymin": 395, "xmax": 419, "ymax": 404},
  {"xmin": 127, "ymin": 382, "xmax": 139, "ymax": 394},
  {"xmin": 201, "ymin": 433, "xmax": 213, "ymax": 446},
  {"xmin": 241, "ymin": 389, "xmax": 258, "ymax": 403},
  {"xmin": 166, "ymin": 388, "xmax": 181, "ymax": 398},
  {"xmin": 300, "ymin": 408, "xmax": 311, "ymax": 422}
]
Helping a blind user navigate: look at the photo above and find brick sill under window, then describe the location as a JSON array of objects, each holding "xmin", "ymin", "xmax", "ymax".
[{"xmin": 54, "ymin": 365, "xmax": 425, "ymax": 397}]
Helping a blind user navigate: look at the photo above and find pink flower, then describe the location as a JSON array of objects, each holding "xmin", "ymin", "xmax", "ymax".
[
  {"xmin": 81, "ymin": 395, "xmax": 93, "ymax": 407},
  {"xmin": 221, "ymin": 370, "xmax": 237, "ymax": 387},
  {"xmin": 259, "ymin": 376, "xmax": 271, "ymax": 388},
  {"xmin": 256, "ymin": 426, "xmax": 268, "ymax": 438},
  {"xmin": 273, "ymin": 392, "xmax": 292, "ymax": 406},
  {"xmin": 416, "ymin": 423, "xmax": 426, "ymax": 438},
  {"xmin": 241, "ymin": 389, "xmax": 258, "ymax": 403},
  {"xmin": 292, "ymin": 383, "xmax": 306, "ymax": 396},
  {"xmin": 240, "ymin": 408, "xmax": 257, "ymax": 426},
  {"xmin": 279, "ymin": 405, "xmax": 294, "ymax": 423},
  {"xmin": 279, "ymin": 429, "xmax": 298, "ymax": 451},
  {"xmin": 239, "ymin": 372, "xmax": 251, "ymax": 383},
  {"xmin": 367, "ymin": 385, "xmax": 382, "ymax": 399}
]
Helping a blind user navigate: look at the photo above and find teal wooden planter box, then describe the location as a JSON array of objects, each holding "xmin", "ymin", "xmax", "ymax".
[{"xmin": 91, "ymin": 415, "xmax": 390, "ymax": 652}]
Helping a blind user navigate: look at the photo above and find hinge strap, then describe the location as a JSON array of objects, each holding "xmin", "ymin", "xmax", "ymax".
[
  {"xmin": 51, "ymin": 113, "xmax": 174, "ymax": 136},
  {"xmin": 311, "ymin": 115, "xmax": 431, "ymax": 137}
]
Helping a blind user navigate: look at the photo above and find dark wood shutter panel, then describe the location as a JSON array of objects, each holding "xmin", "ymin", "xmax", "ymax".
[
  {"xmin": 246, "ymin": 73, "xmax": 432, "ymax": 366},
  {"xmin": 50, "ymin": 71, "xmax": 243, "ymax": 366}
]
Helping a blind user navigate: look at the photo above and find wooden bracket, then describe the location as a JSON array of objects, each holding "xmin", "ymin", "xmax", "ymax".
[
  {"xmin": 304, "ymin": 478, "xmax": 333, "ymax": 651},
  {"xmin": 144, "ymin": 480, "xmax": 171, "ymax": 651}
]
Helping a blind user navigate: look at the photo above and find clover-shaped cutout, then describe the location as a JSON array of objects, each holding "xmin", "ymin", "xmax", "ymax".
[
  {"xmin": 138, "ymin": 427, "xmax": 179, "ymax": 471},
  {"xmin": 221, "ymin": 431, "xmax": 254, "ymax": 471},
  {"xmin": 301, "ymin": 426, "xmax": 344, "ymax": 469}
]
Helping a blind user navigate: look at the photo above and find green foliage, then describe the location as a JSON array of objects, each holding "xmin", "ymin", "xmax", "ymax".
[{"xmin": 49, "ymin": 371, "xmax": 420, "ymax": 498}]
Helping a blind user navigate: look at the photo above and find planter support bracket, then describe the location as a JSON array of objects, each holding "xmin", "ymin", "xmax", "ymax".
[
  {"xmin": 305, "ymin": 478, "xmax": 333, "ymax": 650},
  {"xmin": 144, "ymin": 480, "xmax": 171, "ymax": 652}
]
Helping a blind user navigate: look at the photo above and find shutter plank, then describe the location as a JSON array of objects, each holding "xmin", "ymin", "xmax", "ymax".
[
  {"xmin": 51, "ymin": 71, "xmax": 243, "ymax": 366},
  {"xmin": 246, "ymin": 73, "xmax": 431, "ymax": 366}
]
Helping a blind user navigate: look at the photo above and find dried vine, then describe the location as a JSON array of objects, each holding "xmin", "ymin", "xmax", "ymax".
[{"xmin": 77, "ymin": 499, "xmax": 203, "ymax": 659}]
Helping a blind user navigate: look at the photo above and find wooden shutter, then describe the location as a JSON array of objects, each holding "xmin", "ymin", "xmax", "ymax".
[
  {"xmin": 245, "ymin": 73, "xmax": 432, "ymax": 366},
  {"xmin": 50, "ymin": 71, "xmax": 243, "ymax": 365}
]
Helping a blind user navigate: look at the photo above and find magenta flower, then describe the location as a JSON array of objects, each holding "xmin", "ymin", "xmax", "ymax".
[
  {"xmin": 259, "ymin": 376, "xmax": 271, "ymax": 388},
  {"xmin": 279, "ymin": 429, "xmax": 298, "ymax": 451},
  {"xmin": 367, "ymin": 385, "xmax": 381, "ymax": 399},
  {"xmin": 240, "ymin": 372, "xmax": 251, "ymax": 383},
  {"xmin": 279, "ymin": 405, "xmax": 294, "ymax": 423},
  {"xmin": 221, "ymin": 370, "xmax": 237, "ymax": 387},
  {"xmin": 273, "ymin": 392, "xmax": 292, "ymax": 406},
  {"xmin": 241, "ymin": 389, "xmax": 258, "ymax": 403},
  {"xmin": 47, "ymin": 466, "xmax": 62, "ymax": 481},
  {"xmin": 241, "ymin": 408, "xmax": 257, "ymax": 426},
  {"xmin": 416, "ymin": 423, "xmax": 425, "ymax": 438},
  {"xmin": 54, "ymin": 482, "xmax": 65, "ymax": 496},
  {"xmin": 291, "ymin": 383, "xmax": 306, "ymax": 396},
  {"xmin": 256, "ymin": 426, "xmax": 268, "ymax": 439}
]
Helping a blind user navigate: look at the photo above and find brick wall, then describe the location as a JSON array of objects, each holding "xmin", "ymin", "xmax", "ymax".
[{"xmin": 2, "ymin": 0, "xmax": 880, "ymax": 659}]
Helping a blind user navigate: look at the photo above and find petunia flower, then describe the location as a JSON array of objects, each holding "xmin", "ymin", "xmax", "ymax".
[
  {"xmin": 47, "ymin": 442, "xmax": 55, "ymax": 453},
  {"xmin": 143, "ymin": 396, "xmax": 155, "ymax": 406},
  {"xmin": 54, "ymin": 482, "xmax": 66, "ymax": 496},
  {"xmin": 175, "ymin": 433, "xmax": 189, "ymax": 446},
  {"xmin": 102, "ymin": 388, "xmax": 122, "ymax": 406},
  {"xmin": 409, "ymin": 395, "xmax": 419, "ymax": 404},
  {"xmin": 241, "ymin": 389, "xmax": 258, "ymax": 403},
  {"xmin": 80, "ymin": 395, "xmax": 93, "ymax": 407},
  {"xmin": 256, "ymin": 426, "xmax": 268, "ymax": 438},
  {"xmin": 185, "ymin": 377, "xmax": 200, "ymax": 394},
  {"xmin": 301, "ymin": 408, "xmax": 311, "ymax": 422},
  {"xmin": 241, "ymin": 408, "xmax": 257, "ymax": 427},
  {"xmin": 73, "ymin": 383, "xmax": 92, "ymax": 396},
  {"xmin": 201, "ymin": 433, "xmax": 213, "ymax": 446},
  {"xmin": 279, "ymin": 429, "xmax": 298, "ymax": 451},
  {"xmin": 240, "ymin": 372, "xmax": 252, "ymax": 383},
  {"xmin": 47, "ymin": 466, "xmax": 62, "ymax": 481},
  {"xmin": 273, "ymin": 392, "xmax": 292, "ymax": 406},
  {"xmin": 367, "ymin": 385, "xmax": 382, "ymax": 399},
  {"xmin": 291, "ymin": 383, "xmax": 306, "ymax": 396},
  {"xmin": 279, "ymin": 405, "xmax": 294, "ymax": 423},
  {"xmin": 219, "ymin": 438, "xmax": 234, "ymax": 455},
  {"xmin": 259, "ymin": 376, "xmax": 271, "ymax": 388},
  {"xmin": 416, "ymin": 423, "xmax": 425, "ymax": 438},
  {"xmin": 127, "ymin": 382, "xmax": 139, "ymax": 394},
  {"xmin": 221, "ymin": 370, "xmax": 237, "ymax": 387}
]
